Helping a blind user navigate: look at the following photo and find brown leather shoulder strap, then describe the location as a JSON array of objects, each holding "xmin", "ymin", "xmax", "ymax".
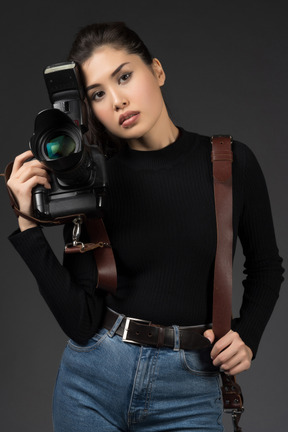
[
  {"xmin": 211, "ymin": 136, "xmax": 244, "ymax": 432},
  {"xmin": 211, "ymin": 135, "xmax": 233, "ymax": 340},
  {"xmin": 85, "ymin": 218, "xmax": 117, "ymax": 295}
]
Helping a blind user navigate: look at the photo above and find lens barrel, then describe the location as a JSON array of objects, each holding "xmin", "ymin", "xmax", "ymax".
[{"xmin": 30, "ymin": 108, "xmax": 91, "ymax": 186}]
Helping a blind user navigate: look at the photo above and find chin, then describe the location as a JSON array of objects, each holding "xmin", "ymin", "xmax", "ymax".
[{"xmin": 118, "ymin": 127, "xmax": 146, "ymax": 140}]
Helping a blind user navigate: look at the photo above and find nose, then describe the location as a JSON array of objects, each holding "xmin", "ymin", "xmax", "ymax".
[
  {"xmin": 112, "ymin": 91, "xmax": 129, "ymax": 111},
  {"xmin": 113, "ymin": 99, "xmax": 128, "ymax": 111}
]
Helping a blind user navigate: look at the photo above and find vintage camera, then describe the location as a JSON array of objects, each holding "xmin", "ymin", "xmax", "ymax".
[{"xmin": 29, "ymin": 61, "xmax": 108, "ymax": 220}]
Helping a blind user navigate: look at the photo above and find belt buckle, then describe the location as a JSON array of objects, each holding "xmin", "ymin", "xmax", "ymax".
[{"xmin": 122, "ymin": 317, "xmax": 151, "ymax": 344}]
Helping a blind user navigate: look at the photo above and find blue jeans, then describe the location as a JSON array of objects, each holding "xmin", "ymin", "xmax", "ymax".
[{"xmin": 53, "ymin": 315, "xmax": 223, "ymax": 431}]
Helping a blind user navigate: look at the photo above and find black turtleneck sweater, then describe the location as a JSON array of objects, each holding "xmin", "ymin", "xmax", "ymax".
[{"xmin": 9, "ymin": 129, "xmax": 284, "ymax": 357}]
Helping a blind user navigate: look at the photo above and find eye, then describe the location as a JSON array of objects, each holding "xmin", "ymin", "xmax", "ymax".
[
  {"xmin": 119, "ymin": 72, "xmax": 132, "ymax": 84},
  {"xmin": 91, "ymin": 90, "xmax": 105, "ymax": 101}
]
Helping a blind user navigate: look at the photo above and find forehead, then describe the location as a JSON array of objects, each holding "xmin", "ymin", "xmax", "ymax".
[{"xmin": 81, "ymin": 46, "xmax": 139, "ymax": 84}]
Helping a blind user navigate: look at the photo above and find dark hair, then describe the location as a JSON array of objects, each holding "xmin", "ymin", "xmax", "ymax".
[{"xmin": 68, "ymin": 22, "xmax": 154, "ymax": 156}]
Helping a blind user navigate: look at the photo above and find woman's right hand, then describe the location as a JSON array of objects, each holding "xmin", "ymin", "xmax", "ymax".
[{"xmin": 7, "ymin": 150, "xmax": 51, "ymax": 231}]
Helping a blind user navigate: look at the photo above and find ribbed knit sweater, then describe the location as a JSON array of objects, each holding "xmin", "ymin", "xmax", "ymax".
[{"xmin": 9, "ymin": 128, "xmax": 284, "ymax": 357}]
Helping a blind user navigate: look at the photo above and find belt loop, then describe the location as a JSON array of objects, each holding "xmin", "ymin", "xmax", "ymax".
[
  {"xmin": 172, "ymin": 325, "xmax": 180, "ymax": 351},
  {"xmin": 108, "ymin": 310, "xmax": 125, "ymax": 338}
]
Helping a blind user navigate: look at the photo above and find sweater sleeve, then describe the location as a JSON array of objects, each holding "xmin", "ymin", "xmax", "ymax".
[
  {"xmin": 8, "ymin": 224, "xmax": 106, "ymax": 344},
  {"xmin": 231, "ymin": 145, "xmax": 284, "ymax": 357}
]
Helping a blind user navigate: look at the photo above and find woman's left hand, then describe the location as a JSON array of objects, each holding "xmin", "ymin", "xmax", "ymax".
[{"xmin": 203, "ymin": 329, "xmax": 253, "ymax": 375}]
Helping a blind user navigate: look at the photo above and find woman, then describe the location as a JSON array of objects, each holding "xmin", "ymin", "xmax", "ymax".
[{"xmin": 7, "ymin": 22, "xmax": 284, "ymax": 431}]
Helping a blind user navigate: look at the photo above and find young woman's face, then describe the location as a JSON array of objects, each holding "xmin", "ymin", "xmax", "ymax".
[{"xmin": 81, "ymin": 45, "xmax": 166, "ymax": 144}]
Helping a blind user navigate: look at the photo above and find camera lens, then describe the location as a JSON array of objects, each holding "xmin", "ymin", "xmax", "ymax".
[
  {"xmin": 46, "ymin": 134, "xmax": 76, "ymax": 159},
  {"xmin": 30, "ymin": 109, "xmax": 93, "ymax": 186},
  {"xmin": 30, "ymin": 109, "xmax": 82, "ymax": 167}
]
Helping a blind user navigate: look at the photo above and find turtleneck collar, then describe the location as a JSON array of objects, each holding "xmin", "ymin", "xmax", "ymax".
[{"xmin": 115, "ymin": 128, "xmax": 198, "ymax": 170}]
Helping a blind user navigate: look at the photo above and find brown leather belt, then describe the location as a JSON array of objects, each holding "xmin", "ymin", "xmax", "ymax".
[{"xmin": 103, "ymin": 308, "xmax": 212, "ymax": 350}]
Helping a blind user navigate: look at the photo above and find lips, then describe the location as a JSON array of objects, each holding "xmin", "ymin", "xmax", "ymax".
[{"xmin": 119, "ymin": 111, "xmax": 140, "ymax": 126}]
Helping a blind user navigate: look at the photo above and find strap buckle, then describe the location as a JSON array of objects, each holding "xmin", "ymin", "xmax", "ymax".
[
  {"xmin": 231, "ymin": 408, "xmax": 245, "ymax": 432},
  {"xmin": 122, "ymin": 317, "xmax": 151, "ymax": 344},
  {"xmin": 65, "ymin": 216, "xmax": 86, "ymax": 251},
  {"xmin": 223, "ymin": 406, "xmax": 244, "ymax": 415}
]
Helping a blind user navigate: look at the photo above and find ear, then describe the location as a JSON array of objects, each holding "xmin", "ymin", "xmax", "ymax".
[{"xmin": 152, "ymin": 58, "xmax": 166, "ymax": 86}]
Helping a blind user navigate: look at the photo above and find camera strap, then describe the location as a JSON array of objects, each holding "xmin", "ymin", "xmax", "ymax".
[
  {"xmin": 65, "ymin": 216, "xmax": 117, "ymax": 295},
  {"xmin": 211, "ymin": 135, "xmax": 244, "ymax": 432},
  {"xmin": 2, "ymin": 160, "xmax": 117, "ymax": 295}
]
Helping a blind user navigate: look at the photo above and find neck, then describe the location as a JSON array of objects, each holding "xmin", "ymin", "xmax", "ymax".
[{"xmin": 127, "ymin": 106, "xmax": 179, "ymax": 151}]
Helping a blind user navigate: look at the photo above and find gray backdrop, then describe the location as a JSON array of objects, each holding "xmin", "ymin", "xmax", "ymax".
[{"xmin": 0, "ymin": 1, "xmax": 287, "ymax": 431}]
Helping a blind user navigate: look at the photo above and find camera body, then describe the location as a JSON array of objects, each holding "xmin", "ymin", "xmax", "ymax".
[{"xmin": 30, "ymin": 61, "xmax": 108, "ymax": 220}]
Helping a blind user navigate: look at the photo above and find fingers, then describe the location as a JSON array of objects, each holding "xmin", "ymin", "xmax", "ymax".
[
  {"xmin": 210, "ymin": 330, "xmax": 236, "ymax": 359},
  {"xmin": 211, "ymin": 330, "xmax": 253, "ymax": 376},
  {"xmin": 8, "ymin": 153, "xmax": 51, "ymax": 190},
  {"xmin": 10, "ymin": 150, "xmax": 34, "ymax": 175},
  {"xmin": 10, "ymin": 150, "xmax": 50, "ymax": 180},
  {"xmin": 7, "ymin": 152, "xmax": 51, "ymax": 217},
  {"xmin": 16, "ymin": 174, "xmax": 51, "ymax": 197},
  {"xmin": 8, "ymin": 164, "xmax": 51, "ymax": 197},
  {"xmin": 16, "ymin": 165, "xmax": 51, "ymax": 186},
  {"xmin": 203, "ymin": 329, "xmax": 215, "ymax": 344}
]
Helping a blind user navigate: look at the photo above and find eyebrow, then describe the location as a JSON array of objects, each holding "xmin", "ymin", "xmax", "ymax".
[{"xmin": 86, "ymin": 62, "xmax": 131, "ymax": 91}]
